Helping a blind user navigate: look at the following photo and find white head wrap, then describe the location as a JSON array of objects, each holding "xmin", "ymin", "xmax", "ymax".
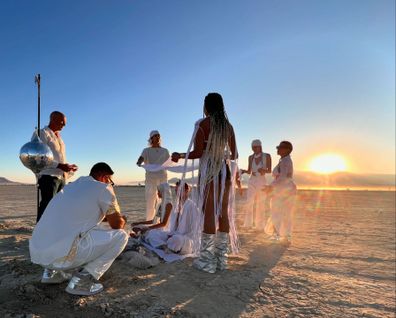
[{"xmin": 251, "ymin": 139, "xmax": 262, "ymax": 147}]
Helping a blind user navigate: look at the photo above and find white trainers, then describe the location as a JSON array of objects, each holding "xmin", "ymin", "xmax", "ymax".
[
  {"xmin": 41, "ymin": 268, "xmax": 71, "ymax": 284},
  {"xmin": 65, "ymin": 273, "xmax": 104, "ymax": 296}
]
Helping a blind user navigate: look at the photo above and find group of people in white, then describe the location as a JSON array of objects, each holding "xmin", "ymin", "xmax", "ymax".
[{"xmin": 29, "ymin": 93, "xmax": 296, "ymax": 296}]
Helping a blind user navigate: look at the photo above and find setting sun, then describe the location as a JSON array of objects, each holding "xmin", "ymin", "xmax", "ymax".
[{"xmin": 308, "ymin": 154, "xmax": 348, "ymax": 174}]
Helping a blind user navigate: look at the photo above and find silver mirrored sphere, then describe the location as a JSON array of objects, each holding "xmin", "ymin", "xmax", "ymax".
[{"xmin": 19, "ymin": 131, "xmax": 54, "ymax": 174}]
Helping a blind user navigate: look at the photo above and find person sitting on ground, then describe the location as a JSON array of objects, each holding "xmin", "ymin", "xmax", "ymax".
[
  {"xmin": 166, "ymin": 181, "xmax": 200, "ymax": 254},
  {"xmin": 131, "ymin": 182, "xmax": 173, "ymax": 237},
  {"xmin": 29, "ymin": 162, "xmax": 128, "ymax": 296},
  {"xmin": 143, "ymin": 181, "xmax": 200, "ymax": 255}
]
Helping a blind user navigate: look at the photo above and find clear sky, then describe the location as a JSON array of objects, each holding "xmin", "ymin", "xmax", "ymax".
[{"xmin": 0, "ymin": 0, "xmax": 394, "ymax": 184}]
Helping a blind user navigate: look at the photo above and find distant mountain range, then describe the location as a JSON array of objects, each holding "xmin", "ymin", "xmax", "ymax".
[
  {"xmin": 2, "ymin": 172, "xmax": 395, "ymax": 189},
  {"xmin": 0, "ymin": 177, "xmax": 21, "ymax": 185}
]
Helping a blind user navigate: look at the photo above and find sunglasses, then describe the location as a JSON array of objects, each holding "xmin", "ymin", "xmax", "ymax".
[{"xmin": 106, "ymin": 176, "xmax": 115, "ymax": 186}]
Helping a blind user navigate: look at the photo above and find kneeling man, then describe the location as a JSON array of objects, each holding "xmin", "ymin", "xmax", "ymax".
[{"xmin": 29, "ymin": 162, "xmax": 128, "ymax": 296}]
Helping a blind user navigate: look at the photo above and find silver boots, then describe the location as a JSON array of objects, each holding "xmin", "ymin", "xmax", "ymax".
[
  {"xmin": 41, "ymin": 268, "xmax": 71, "ymax": 284},
  {"xmin": 193, "ymin": 233, "xmax": 217, "ymax": 274},
  {"xmin": 214, "ymin": 232, "xmax": 229, "ymax": 271}
]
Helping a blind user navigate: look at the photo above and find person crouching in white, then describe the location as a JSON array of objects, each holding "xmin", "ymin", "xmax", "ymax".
[{"xmin": 29, "ymin": 162, "xmax": 128, "ymax": 296}]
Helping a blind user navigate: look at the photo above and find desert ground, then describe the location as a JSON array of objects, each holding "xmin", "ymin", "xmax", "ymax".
[{"xmin": 0, "ymin": 185, "xmax": 395, "ymax": 318}]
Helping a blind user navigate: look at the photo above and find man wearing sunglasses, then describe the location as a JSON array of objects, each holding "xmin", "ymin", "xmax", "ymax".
[{"xmin": 30, "ymin": 162, "xmax": 128, "ymax": 296}]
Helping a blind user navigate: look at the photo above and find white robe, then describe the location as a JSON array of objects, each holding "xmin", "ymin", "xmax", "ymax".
[
  {"xmin": 29, "ymin": 176, "xmax": 128, "ymax": 279},
  {"xmin": 145, "ymin": 199, "xmax": 200, "ymax": 255}
]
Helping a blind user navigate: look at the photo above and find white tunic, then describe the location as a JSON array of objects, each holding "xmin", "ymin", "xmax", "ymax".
[
  {"xmin": 141, "ymin": 147, "xmax": 170, "ymax": 181},
  {"xmin": 29, "ymin": 176, "xmax": 120, "ymax": 267},
  {"xmin": 271, "ymin": 155, "xmax": 296, "ymax": 192}
]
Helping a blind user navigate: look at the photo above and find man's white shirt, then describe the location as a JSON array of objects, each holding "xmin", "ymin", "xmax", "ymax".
[
  {"xmin": 29, "ymin": 176, "xmax": 120, "ymax": 267},
  {"xmin": 34, "ymin": 126, "xmax": 66, "ymax": 178}
]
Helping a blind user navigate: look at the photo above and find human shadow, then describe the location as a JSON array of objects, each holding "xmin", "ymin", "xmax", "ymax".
[{"xmin": 99, "ymin": 230, "xmax": 288, "ymax": 317}]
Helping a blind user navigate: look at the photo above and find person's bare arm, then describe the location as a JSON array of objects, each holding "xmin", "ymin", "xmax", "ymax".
[
  {"xmin": 132, "ymin": 219, "xmax": 153, "ymax": 226},
  {"xmin": 265, "ymin": 154, "xmax": 272, "ymax": 173},
  {"xmin": 241, "ymin": 155, "xmax": 252, "ymax": 175},
  {"xmin": 228, "ymin": 125, "xmax": 238, "ymax": 160},
  {"xmin": 136, "ymin": 156, "xmax": 144, "ymax": 166},
  {"xmin": 146, "ymin": 203, "xmax": 173, "ymax": 231},
  {"xmin": 107, "ymin": 213, "xmax": 126, "ymax": 229}
]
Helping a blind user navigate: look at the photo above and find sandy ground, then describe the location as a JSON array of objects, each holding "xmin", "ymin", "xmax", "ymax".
[{"xmin": 0, "ymin": 185, "xmax": 395, "ymax": 318}]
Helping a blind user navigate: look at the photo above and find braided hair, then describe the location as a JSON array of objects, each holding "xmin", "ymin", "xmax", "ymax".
[{"xmin": 203, "ymin": 93, "xmax": 233, "ymax": 182}]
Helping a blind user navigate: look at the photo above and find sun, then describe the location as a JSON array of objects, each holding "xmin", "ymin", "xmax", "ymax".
[{"xmin": 308, "ymin": 154, "xmax": 347, "ymax": 174}]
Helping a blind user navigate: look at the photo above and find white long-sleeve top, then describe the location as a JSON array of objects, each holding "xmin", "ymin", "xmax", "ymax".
[
  {"xmin": 271, "ymin": 155, "xmax": 296, "ymax": 191},
  {"xmin": 33, "ymin": 126, "xmax": 66, "ymax": 178}
]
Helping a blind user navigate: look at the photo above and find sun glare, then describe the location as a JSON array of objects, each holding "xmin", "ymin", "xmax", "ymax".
[{"xmin": 308, "ymin": 154, "xmax": 347, "ymax": 174}]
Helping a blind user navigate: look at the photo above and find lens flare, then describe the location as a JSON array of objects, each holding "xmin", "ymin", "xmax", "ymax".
[{"xmin": 309, "ymin": 154, "xmax": 347, "ymax": 174}]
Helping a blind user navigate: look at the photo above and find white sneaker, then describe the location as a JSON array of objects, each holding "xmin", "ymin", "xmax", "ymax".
[
  {"xmin": 65, "ymin": 273, "xmax": 104, "ymax": 296},
  {"xmin": 41, "ymin": 268, "xmax": 71, "ymax": 284}
]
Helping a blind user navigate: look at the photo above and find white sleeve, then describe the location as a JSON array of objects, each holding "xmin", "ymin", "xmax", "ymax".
[
  {"xmin": 34, "ymin": 129, "xmax": 59, "ymax": 168},
  {"xmin": 271, "ymin": 160, "xmax": 291, "ymax": 186},
  {"xmin": 141, "ymin": 148, "xmax": 148, "ymax": 162},
  {"xmin": 99, "ymin": 185, "xmax": 121, "ymax": 216}
]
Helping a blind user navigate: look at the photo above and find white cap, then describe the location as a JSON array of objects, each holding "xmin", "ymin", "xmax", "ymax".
[
  {"xmin": 149, "ymin": 130, "xmax": 160, "ymax": 138},
  {"xmin": 251, "ymin": 139, "xmax": 262, "ymax": 147}
]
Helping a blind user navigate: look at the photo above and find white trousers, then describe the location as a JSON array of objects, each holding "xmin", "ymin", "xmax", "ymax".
[
  {"xmin": 51, "ymin": 225, "xmax": 128, "ymax": 280},
  {"xmin": 243, "ymin": 175, "xmax": 267, "ymax": 229},
  {"xmin": 145, "ymin": 176, "xmax": 167, "ymax": 220},
  {"xmin": 265, "ymin": 190, "xmax": 296, "ymax": 237}
]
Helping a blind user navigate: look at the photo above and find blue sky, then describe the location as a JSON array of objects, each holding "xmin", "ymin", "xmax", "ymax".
[{"xmin": 0, "ymin": 0, "xmax": 394, "ymax": 183}]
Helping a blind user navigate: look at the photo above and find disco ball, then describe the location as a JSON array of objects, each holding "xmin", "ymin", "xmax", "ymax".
[{"xmin": 19, "ymin": 131, "xmax": 54, "ymax": 174}]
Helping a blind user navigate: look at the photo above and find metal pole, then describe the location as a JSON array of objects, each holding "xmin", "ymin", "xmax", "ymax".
[
  {"xmin": 36, "ymin": 74, "xmax": 41, "ymax": 135},
  {"xmin": 35, "ymin": 74, "xmax": 41, "ymax": 221}
]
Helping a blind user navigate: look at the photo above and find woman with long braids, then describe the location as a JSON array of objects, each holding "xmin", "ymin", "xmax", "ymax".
[{"xmin": 172, "ymin": 92, "xmax": 238, "ymax": 273}]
